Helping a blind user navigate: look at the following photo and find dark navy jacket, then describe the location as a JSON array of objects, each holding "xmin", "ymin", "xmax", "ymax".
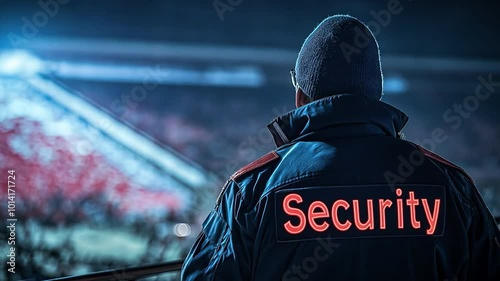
[{"xmin": 181, "ymin": 94, "xmax": 500, "ymax": 281}]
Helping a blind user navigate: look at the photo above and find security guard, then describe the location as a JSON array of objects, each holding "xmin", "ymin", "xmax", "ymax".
[{"xmin": 181, "ymin": 15, "xmax": 500, "ymax": 281}]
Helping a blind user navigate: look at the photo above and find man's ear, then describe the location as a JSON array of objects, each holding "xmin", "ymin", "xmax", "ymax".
[{"xmin": 295, "ymin": 88, "xmax": 311, "ymax": 108}]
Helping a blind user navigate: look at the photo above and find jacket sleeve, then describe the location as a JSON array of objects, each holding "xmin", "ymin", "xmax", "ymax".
[
  {"xmin": 457, "ymin": 172, "xmax": 500, "ymax": 281},
  {"xmin": 181, "ymin": 180, "xmax": 252, "ymax": 281}
]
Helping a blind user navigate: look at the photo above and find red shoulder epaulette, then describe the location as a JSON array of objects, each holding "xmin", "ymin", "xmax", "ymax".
[
  {"xmin": 230, "ymin": 151, "xmax": 280, "ymax": 181},
  {"xmin": 417, "ymin": 145, "xmax": 475, "ymax": 185}
]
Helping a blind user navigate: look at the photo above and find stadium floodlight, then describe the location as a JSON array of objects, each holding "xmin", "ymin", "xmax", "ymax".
[{"xmin": 0, "ymin": 50, "xmax": 43, "ymax": 77}]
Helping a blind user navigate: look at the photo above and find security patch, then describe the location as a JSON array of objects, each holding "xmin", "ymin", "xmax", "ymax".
[{"xmin": 275, "ymin": 185, "xmax": 446, "ymax": 242}]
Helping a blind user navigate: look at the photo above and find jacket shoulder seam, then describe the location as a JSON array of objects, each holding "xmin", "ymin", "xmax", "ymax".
[
  {"xmin": 230, "ymin": 151, "xmax": 280, "ymax": 181},
  {"xmin": 416, "ymin": 145, "xmax": 475, "ymax": 185}
]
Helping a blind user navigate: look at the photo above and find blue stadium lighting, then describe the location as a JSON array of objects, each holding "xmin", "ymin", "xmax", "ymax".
[
  {"xmin": 383, "ymin": 76, "xmax": 409, "ymax": 94},
  {"xmin": 0, "ymin": 50, "xmax": 43, "ymax": 77},
  {"xmin": 26, "ymin": 76, "xmax": 212, "ymax": 189},
  {"xmin": 53, "ymin": 61, "xmax": 265, "ymax": 88}
]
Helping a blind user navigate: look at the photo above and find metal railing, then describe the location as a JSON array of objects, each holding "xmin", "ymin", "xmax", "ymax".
[
  {"xmin": 46, "ymin": 260, "xmax": 184, "ymax": 281},
  {"xmin": 45, "ymin": 216, "xmax": 500, "ymax": 281}
]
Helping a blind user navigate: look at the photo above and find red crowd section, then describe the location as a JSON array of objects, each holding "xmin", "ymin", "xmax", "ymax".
[{"xmin": 0, "ymin": 117, "xmax": 182, "ymax": 225}]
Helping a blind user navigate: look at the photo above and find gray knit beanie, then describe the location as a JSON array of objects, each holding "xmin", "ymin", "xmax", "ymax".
[{"xmin": 295, "ymin": 15, "xmax": 383, "ymax": 101}]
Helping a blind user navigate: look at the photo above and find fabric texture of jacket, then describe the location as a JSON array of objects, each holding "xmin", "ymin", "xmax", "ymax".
[{"xmin": 181, "ymin": 94, "xmax": 500, "ymax": 281}]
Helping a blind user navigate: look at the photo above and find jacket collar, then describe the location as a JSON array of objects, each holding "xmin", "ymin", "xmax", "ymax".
[{"xmin": 267, "ymin": 94, "xmax": 409, "ymax": 147}]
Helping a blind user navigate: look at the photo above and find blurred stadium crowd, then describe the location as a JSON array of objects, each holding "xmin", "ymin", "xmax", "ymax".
[{"xmin": 0, "ymin": 79, "xmax": 204, "ymax": 280}]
